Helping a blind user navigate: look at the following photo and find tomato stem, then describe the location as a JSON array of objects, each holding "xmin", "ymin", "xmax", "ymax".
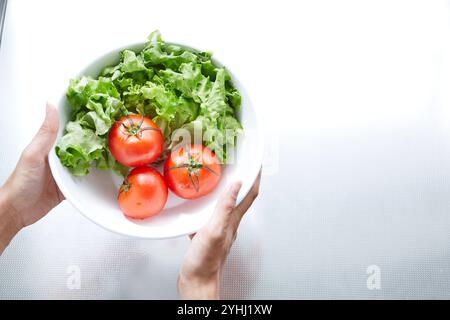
[
  {"xmin": 119, "ymin": 115, "xmax": 160, "ymax": 138},
  {"xmin": 165, "ymin": 147, "xmax": 218, "ymax": 192},
  {"xmin": 119, "ymin": 178, "xmax": 131, "ymax": 194}
]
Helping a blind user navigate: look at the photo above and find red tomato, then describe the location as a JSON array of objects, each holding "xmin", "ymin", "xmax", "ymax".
[
  {"xmin": 108, "ymin": 115, "xmax": 163, "ymax": 167},
  {"xmin": 118, "ymin": 166, "xmax": 168, "ymax": 219},
  {"xmin": 164, "ymin": 144, "xmax": 221, "ymax": 199}
]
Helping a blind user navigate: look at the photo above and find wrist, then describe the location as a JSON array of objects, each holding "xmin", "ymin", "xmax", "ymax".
[
  {"xmin": 177, "ymin": 273, "xmax": 220, "ymax": 300},
  {"xmin": 0, "ymin": 187, "xmax": 23, "ymax": 253}
]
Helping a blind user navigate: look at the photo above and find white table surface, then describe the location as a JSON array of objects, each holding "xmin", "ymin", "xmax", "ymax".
[{"xmin": 2, "ymin": 0, "xmax": 450, "ymax": 299}]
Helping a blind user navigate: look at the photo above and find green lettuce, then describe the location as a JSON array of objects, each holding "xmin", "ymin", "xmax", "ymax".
[
  {"xmin": 56, "ymin": 30, "xmax": 242, "ymax": 176},
  {"xmin": 55, "ymin": 122, "xmax": 104, "ymax": 176}
]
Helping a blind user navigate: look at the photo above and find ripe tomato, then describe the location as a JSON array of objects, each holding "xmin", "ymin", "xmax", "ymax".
[
  {"xmin": 164, "ymin": 144, "xmax": 221, "ymax": 199},
  {"xmin": 118, "ymin": 166, "xmax": 168, "ymax": 219},
  {"xmin": 108, "ymin": 115, "xmax": 163, "ymax": 167}
]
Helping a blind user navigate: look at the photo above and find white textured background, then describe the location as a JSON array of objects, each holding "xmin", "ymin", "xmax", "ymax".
[{"xmin": 2, "ymin": 0, "xmax": 450, "ymax": 299}]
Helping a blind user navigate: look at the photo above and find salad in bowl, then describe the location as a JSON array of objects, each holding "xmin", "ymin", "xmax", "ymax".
[{"xmin": 49, "ymin": 31, "xmax": 263, "ymax": 238}]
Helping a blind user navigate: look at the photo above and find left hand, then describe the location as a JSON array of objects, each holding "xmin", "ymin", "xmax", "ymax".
[{"xmin": 0, "ymin": 103, "xmax": 64, "ymax": 252}]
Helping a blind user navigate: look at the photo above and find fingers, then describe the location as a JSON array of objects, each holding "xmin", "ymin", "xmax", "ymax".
[
  {"xmin": 23, "ymin": 103, "xmax": 59, "ymax": 163},
  {"xmin": 206, "ymin": 182, "xmax": 242, "ymax": 234},
  {"xmin": 235, "ymin": 169, "xmax": 261, "ymax": 218},
  {"xmin": 215, "ymin": 182, "xmax": 242, "ymax": 214}
]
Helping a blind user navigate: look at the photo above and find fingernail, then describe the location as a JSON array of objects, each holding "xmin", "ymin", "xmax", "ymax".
[{"xmin": 45, "ymin": 102, "xmax": 51, "ymax": 115}]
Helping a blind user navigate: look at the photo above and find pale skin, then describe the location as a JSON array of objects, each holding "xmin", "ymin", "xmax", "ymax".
[{"xmin": 0, "ymin": 104, "xmax": 261, "ymax": 299}]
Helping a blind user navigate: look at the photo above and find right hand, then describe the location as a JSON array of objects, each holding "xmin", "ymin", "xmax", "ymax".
[{"xmin": 177, "ymin": 170, "xmax": 261, "ymax": 299}]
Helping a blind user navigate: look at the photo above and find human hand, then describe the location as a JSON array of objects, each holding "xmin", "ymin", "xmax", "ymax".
[
  {"xmin": 177, "ymin": 170, "xmax": 261, "ymax": 299},
  {"xmin": 0, "ymin": 104, "xmax": 64, "ymax": 253}
]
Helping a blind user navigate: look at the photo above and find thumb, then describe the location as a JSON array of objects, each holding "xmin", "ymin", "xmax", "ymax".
[
  {"xmin": 24, "ymin": 103, "xmax": 59, "ymax": 159},
  {"xmin": 207, "ymin": 182, "xmax": 242, "ymax": 231},
  {"xmin": 215, "ymin": 182, "xmax": 242, "ymax": 214}
]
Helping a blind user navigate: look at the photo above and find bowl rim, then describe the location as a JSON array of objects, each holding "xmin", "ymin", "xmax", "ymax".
[{"xmin": 48, "ymin": 40, "xmax": 264, "ymax": 239}]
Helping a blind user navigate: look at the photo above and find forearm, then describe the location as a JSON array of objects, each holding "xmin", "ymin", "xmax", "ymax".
[
  {"xmin": 178, "ymin": 273, "xmax": 220, "ymax": 300},
  {"xmin": 0, "ymin": 188, "xmax": 21, "ymax": 254}
]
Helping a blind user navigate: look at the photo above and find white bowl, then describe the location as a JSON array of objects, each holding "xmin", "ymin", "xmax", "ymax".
[{"xmin": 48, "ymin": 42, "xmax": 264, "ymax": 239}]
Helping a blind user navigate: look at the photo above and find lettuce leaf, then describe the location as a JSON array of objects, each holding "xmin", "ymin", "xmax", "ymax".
[{"xmin": 55, "ymin": 122, "xmax": 105, "ymax": 176}]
